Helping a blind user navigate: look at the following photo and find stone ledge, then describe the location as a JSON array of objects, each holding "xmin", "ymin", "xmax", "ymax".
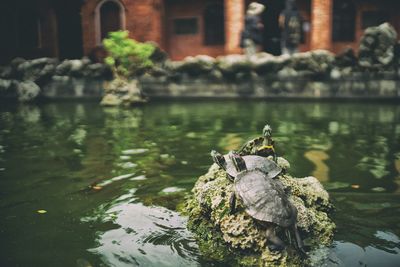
[{"xmin": 140, "ymin": 78, "xmax": 400, "ymax": 99}]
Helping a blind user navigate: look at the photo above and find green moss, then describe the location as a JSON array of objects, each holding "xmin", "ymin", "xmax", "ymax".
[{"xmin": 183, "ymin": 158, "xmax": 336, "ymax": 266}]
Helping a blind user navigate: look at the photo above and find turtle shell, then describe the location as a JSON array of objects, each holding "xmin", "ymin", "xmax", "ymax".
[
  {"xmin": 225, "ymin": 155, "xmax": 281, "ymax": 179},
  {"xmin": 234, "ymin": 169, "xmax": 295, "ymax": 227},
  {"xmin": 238, "ymin": 136, "xmax": 264, "ymax": 156}
]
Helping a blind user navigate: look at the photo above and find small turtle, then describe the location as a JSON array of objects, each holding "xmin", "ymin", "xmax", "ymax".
[
  {"xmin": 238, "ymin": 124, "xmax": 277, "ymax": 161},
  {"xmin": 211, "ymin": 150, "xmax": 281, "ymax": 181},
  {"xmin": 228, "ymin": 151, "xmax": 305, "ymax": 253}
]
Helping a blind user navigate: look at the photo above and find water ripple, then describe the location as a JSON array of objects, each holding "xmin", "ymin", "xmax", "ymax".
[{"xmin": 88, "ymin": 200, "xmax": 201, "ymax": 267}]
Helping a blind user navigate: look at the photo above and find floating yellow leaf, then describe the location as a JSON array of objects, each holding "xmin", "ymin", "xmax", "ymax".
[
  {"xmin": 37, "ymin": 210, "xmax": 47, "ymax": 214},
  {"xmin": 92, "ymin": 185, "xmax": 102, "ymax": 190},
  {"xmin": 351, "ymin": 184, "xmax": 360, "ymax": 189}
]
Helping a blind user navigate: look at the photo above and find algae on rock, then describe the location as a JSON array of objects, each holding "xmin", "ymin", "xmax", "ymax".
[
  {"xmin": 101, "ymin": 78, "xmax": 147, "ymax": 106},
  {"xmin": 184, "ymin": 157, "xmax": 335, "ymax": 266}
]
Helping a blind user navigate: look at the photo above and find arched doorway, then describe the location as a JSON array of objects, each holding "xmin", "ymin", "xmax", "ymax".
[
  {"xmin": 100, "ymin": 1, "xmax": 121, "ymax": 39},
  {"xmin": 95, "ymin": 0, "xmax": 125, "ymax": 45}
]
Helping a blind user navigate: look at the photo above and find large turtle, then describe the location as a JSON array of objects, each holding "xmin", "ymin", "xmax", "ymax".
[
  {"xmin": 211, "ymin": 150, "xmax": 281, "ymax": 181},
  {"xmin": 228, "ymin": 151, "xmax": 305, "ymax": 253},
  {"xmin": 238, "ymin": 124, "xmax": 277, "ymax": 161}
]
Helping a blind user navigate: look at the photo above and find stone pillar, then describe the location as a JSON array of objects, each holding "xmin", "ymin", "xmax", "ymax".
[
  {"xmin": 224, "ymin": 0, "xmax": 245, "ymax": 54},
  {"xmin": 310, "ymin": 0, "xmax": 333, "ymax": 51}
]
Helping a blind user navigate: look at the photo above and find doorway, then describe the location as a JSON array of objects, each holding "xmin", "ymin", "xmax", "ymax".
[
  {"xmin": 100, "ymin": 1, "xmax": 122, "ymax": 40},
  {"xmin": 244, "ymin": 0, "xmax": 284, "ymax": 55},
  {"xmin": 260, "ymin": 0, "xmax": 285, "ymax": 55},
  {"xmin": 55, "ymin": 0, "xmax": 83, "ymax": 59}
]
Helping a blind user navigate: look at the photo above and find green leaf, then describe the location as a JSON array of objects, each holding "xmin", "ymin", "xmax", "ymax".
[
  {"xmin": 102, "ymin": 30, "xmax": 156, "ymax": 78},
  {"xmin": 104, "ymin": 57, "xmax": 115, "ymax": 67}
]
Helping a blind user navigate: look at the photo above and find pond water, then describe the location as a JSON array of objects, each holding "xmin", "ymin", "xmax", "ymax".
[{"xmin": 0, "ymin": 100, "xmax": 399, "ymax": 267}]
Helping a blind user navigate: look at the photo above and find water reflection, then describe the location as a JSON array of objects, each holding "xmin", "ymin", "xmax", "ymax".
[
  {"xmin": 0, "ymin": 101, "xmax": 399, "ymax": 266},
  {"xmin": 83, "ymin": 189, "xmax": 201, "ymax": 267},
  {"xmin": 218, "ymin": 133, "xmax": 243, "ymax": 151},
  {"xmin": 333, "ymin": 240, "xmax": 400, "ymax": 267},
  {"xmin": 395, "ymin": 158, "xmax": 400, "ymax": 193},
  {"xmin": 304, "ymin": 150, "xmax": 330, "ymax": 182}
]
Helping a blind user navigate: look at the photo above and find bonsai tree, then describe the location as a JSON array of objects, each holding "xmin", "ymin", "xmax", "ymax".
[
  {"xmin": 101, "ymin": 31, "xmax": 155, "ymax": 106},
  {"xmin": 103, "ymin": 30, "xmax": 155, "ymax": 79}
]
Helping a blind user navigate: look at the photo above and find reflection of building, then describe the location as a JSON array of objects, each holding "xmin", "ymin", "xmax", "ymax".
[{"xmin": 1, "ymin": 0, "xmax": 400, "ymax": 63}]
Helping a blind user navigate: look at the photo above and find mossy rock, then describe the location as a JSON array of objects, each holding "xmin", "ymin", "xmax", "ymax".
[
  {"xmin": 101, "ymin": 78, "xmax": 147, "ymax": 106},
  {"xmin": 184, "ymin": 157, "xmax": 335, "ymax": 266}
]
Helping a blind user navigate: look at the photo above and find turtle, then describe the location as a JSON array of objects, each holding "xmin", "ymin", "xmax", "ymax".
[
  {"xmin": 238, "ymin": 124, "xmax": 277, "ymax": 162},
  {"xmin": 228, "ymin": 151, "xmax": 305, "ymax": 253},
  {"xmin": 210, "ymin": 150, "xmax": 281, "ymax": 181}
]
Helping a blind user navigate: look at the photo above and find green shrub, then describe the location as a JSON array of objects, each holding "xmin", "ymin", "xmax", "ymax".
[{"xmin": 103, "ymin": 30, "xmax": 155, "ymax": 78}]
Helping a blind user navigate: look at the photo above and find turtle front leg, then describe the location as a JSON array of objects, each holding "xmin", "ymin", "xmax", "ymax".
[
  {"xmin": 288, "ymin": 203, "xmax": 307, "ymax": 255},
  {"xmin": 229, "ymin": 192, "xmax": 237, "ymax": 214},
  {"xmin": 265, "ymin": 227, "xmax": 285, "ymax": 251},
  {"xmin": 272, "ymin": 149, "xmax": 278, "ymax": 163},
  {"xmin": 292, "ymin": 223, "xmax": 307, "ymax": 255},
  {"xmin": 269, "ymin": 140, "xmax": 278, "ymax": 162}
]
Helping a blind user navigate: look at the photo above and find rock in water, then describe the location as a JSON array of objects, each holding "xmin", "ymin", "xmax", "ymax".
[
  {"xmin": 101, "ymin": 78, "xmax": 147, "ymax": 106},
  {"xmin": 16, "ymin": 81, "xmax": 40, "ymax": 102},
  {"xmin": 184, "ymin": 157, "xmax": 335, "ymax": 266},
  {"xmin": 359, "ymin": 23, "xmax": 398, "ymax": 69}
]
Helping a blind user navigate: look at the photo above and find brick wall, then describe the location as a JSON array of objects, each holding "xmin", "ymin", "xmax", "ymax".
[
  {"xmin": 164, "ymin": 0, "xmax": 225, "ymax": 60},
  {"xmin": 124, "ymin": 0, "xmax": 163, "ymax": 44},
  {"xmin": 81, "ymin": 0, "xmax": 99, "ymax": 55},
  {"xmin": 331, "ymin": 1, "xmax": 400, "ymax": 54},
  {"xmin": 82, "ymin": 0, "xmax": 232, "ymax": 60},
  {"xmin": 80, "ymin": 0, "xmax": 400, "ymax": 59},
  {"xmin": 81, "ymin": 0, "xmax": 164, "ymax": 56},
  {"xmin": 310, "ymin": 0, "xmax": 332, "ymax": 50}
]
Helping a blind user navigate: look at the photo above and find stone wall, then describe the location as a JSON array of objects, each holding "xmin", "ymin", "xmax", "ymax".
[
  {"xmin": 140, "ymin": 23, "xmax": 400, "ymax": 99},
  {"xmin": 0, "ymin": 57, "xmax": 111, "ymax": 102},
  {"xmin": 140, "ymin": 76, "xmax": 400, "ymax": 99},
  {"xmin": 1, "ymin": 23, "xmax": 399, "ymax": 102}
]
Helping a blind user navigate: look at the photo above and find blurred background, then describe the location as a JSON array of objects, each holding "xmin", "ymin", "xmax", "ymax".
[{"xmin": 1, "ymin": 0, "xmax": 399, "ymax": 63}]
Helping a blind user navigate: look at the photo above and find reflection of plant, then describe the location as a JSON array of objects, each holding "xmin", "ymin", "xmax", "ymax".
[{"xmin": 103, "ymin": 31, "xmax": 155, "ymax": 78}]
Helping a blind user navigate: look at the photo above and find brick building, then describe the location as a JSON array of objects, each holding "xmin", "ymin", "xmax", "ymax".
[{"xmin": 1, "ymin": 0, "xmax": 399, "ymax": 63}]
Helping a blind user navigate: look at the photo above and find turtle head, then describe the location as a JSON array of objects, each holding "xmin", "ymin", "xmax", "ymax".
[
  {"xmin": 262, "ymin": 124, "xmax": 272, "ymax": 138},
  {"xmin": 228, "ymin": 151, "xmax": 247, "ymax": 172},
  {"xmin": 211, "ymin": 150, "xmax": 226, "ymax": 170}
]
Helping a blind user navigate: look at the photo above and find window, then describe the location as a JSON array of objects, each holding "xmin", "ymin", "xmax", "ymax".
[
  {"xmin": 203, "ymin": 3, "xmax": 225, "ymax": 45},
  {"xmin": 361, "ymin": 10, "xmax": 389, "ymax": 29},
  {"xmin": 332, "ymin": 0, "xmax": 356, "ymax": 42},
  {"xmin": 173, "ymin": 18, "xmax": 198, "ymax": 35}
]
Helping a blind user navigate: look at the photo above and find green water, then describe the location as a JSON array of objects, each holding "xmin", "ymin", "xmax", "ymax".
[{"xmin": 0, "ymin": 101, "xmax": 399, "ymax": 267}]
